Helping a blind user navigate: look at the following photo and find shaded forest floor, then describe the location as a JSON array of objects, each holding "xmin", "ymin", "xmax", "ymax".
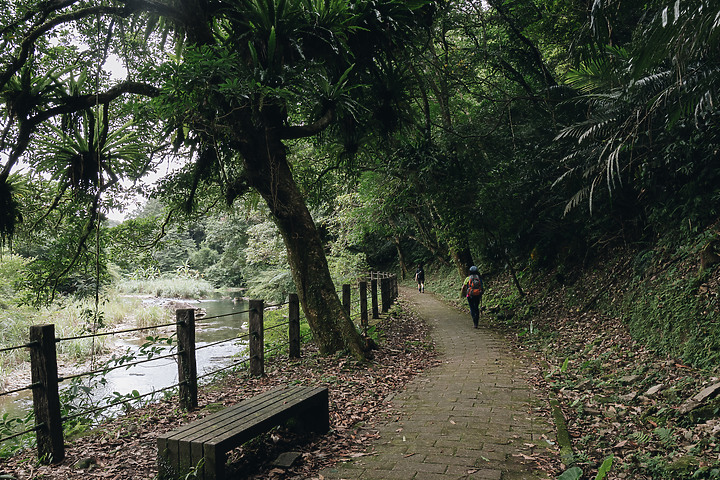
[
  {"xmin": 0, "ymin": 298, "xmax": 440, "ymax": 480},
  {"xmin": 462, "ymin": 249, "xmax": 720, "ymax": 480}
]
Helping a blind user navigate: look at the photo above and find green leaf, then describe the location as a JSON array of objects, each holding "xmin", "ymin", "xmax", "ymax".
[
  {"xmin": 557, "ymin": 466, "xmax": 582, "ymax": 480},
  {"xmin": 560, "ymin": 357, "xmax": 569, "ymax": 373},
  {"xmin": 595, "ymin": 455, "xmax": 613, "ymax": 480},
  {"xmin": 268, "ymin": 26, "xmax": 276, "ymax": 63},
  {"xmin": 248, "ymin": 42, "xmax": 259, "ymax": 67}
]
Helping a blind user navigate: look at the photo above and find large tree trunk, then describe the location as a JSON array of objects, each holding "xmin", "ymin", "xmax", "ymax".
[
  {"xmin": 387, "ymin": 218, "xmax": 408, "ymax": 279},
  {"xmin": 239, "ymin": 129, "xmax": 366, "ymax": 359},
  {"xmin": 392, "ymin": 234, "xmax": 409, "ymax": 280},
  {"xmin": 450, "ymin": 244, "xmax": 474, "ymax": 279}
]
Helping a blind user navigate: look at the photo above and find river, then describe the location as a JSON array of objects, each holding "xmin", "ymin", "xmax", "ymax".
[{"xmin": 0, "ymin": 297, "xmax": 250, "ymax": 424}]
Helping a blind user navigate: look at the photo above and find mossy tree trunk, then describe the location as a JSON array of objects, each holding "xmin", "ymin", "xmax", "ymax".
[{"xmin": 239, "ymin": 127, "xmax": 366, "ymax": 359}]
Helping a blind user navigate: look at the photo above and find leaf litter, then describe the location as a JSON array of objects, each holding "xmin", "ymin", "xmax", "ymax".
[{"xmin": 0, "ymin": 297, "xmax": 440, "ymax": 480}]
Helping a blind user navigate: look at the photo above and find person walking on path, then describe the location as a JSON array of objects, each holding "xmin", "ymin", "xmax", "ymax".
[
  {"xmin": 321, "ymin": 286, "xmax": 554, "ymax": 480},
  {"xmin": 461, "ymin": 265, "xmax": 484, "ymax": 328},
  {"xmin": 414, "ymin": 263, "xmax": 425, "ymax": 293}
]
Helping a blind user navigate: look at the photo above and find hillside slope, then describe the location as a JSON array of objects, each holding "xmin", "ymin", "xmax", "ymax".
[{"xmin": 426, "ymin": 230, "xmax": 720, "ymax": 479}]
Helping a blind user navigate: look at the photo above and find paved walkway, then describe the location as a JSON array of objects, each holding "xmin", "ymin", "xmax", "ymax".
[{"xmin": 321, "ymin": 287, "xmax": 554, "ymax": 480}]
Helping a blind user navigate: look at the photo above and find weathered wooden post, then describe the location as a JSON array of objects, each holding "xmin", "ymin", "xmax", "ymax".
[
  {"xmin": 371, "ymin": 274, "xmax": 379, "ymax": 319},
  {"xmin": 249, "ymin": 299, "xmax": 264, "ymax": 377},
  {"xmin": 393, "ymin": 274, "xmax": 398, "ymax": 301},
  {"xmin": 342, "ymin": 284, "xmax": 351, "ymax": 317},
  {"xmin": 381, "ymin": 275, "xmax": 390, "ymax": 313},
  {"xmin": 359, "ymin": 281, "xmax": 368, "ymax": 335},
  {"xmin": 289, "ymin": 293, "xmax": 301, "ymax": 359},
  {"xmin": 29, "ymin": 324, "xmax": 64, "ymax": 463},
  {"xmin": 176, "ymin": 308, "xmax": 198, "ymax": 411}
]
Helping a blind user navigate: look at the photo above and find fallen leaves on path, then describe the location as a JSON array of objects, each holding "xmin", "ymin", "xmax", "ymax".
[{"xmin": 506, "ymin": 257, "xmax": 720, "ymax": 480}]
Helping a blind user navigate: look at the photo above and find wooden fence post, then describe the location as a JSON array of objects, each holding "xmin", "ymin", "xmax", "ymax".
[
  {"xmin": 393, "ymin": 274, "xmax": 398, "ymax": 301},
  {"xmin": 371, "ymin": 275, "xmax": 379, "ymax": 319},
  {"xmin": 359, "ymin": 281, "xmax": 368, "ymax": 334},
  {"xmin": 289, "ymin": 293, "xmax": 300, "ymax": 359},
  {"xmin": 249, "ymin": 299, "xmax": 264, "ymax": 377},
  {"xmin": 342, "ymin": 284, "xmax": 351, "ymax": 317},
  {"xmin": 381, "ymin": 276, "xmax": 390, "ymax": 313},
  {"xmin": 176, "ymin": 308, "xmax": 198, "ymax": 411},
  {"xmin": 29, "ymin": 324, "xmax": 64, "ymax": 463}
]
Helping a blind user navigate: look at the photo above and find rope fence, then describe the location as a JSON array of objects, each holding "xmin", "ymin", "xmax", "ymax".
[
  {"xmin": 0, "ymin": 424, "xmax": 42, "ymax": 445},
  {"xmin": 58, "ymin": 350, "xmax": 179, "ymax": 383},
  {"xmin": 0, "ymin": 342, "xmax": 37, "ymax": 354},
  {"xmin": 55, "ymin": 322, "xmax": 178, "ymax": 343},
  {"xmin": 0, "ymin": 272, "xmax": 399, "ymax": 465}
]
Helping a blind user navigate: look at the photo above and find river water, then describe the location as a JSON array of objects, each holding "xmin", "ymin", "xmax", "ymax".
[{"xmin": 0, "ymin": 298, "xmax": 250, "ymax": 423}]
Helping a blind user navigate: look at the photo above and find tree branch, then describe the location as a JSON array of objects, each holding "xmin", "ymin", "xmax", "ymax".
[
  {"xmin": 1, "ymin": 81, "xmax": 159, "ymax": 183},
  {"xmin": 278, "ymin": 108, "xmax": 335, "ymax": 140},
  {"xmin": 37, "ymin": 81, "xmax": 160, "ymax": 124}
]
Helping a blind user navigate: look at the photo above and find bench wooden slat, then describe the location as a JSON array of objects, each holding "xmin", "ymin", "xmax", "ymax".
[
  {"xmin": 162, "ymin": 386, "xmax": 295, "ymax": 440},
  {"xmin": 157, "ymin": 385, "xmax": 328, "ymax": 480},
  {"xmin": 169, "ymin": 386, "xmax": 313, "ymax": 443},
  {"xmin": 161, "ymin": 387, "xmax": 313, "ymax": 479},
  {"xmin": 208, "ymin": 387, "xmax": 327, "ymax": 448}
]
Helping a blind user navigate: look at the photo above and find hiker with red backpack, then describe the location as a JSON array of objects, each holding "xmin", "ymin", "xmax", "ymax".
[{"xmin": 461, "ymin": 266, "xmax": 484, "ymax": 328}]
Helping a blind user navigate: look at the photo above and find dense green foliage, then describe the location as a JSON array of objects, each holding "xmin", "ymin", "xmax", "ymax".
[{"xmin": 0, "ymin": 1, "xmax": 719, "ymax": 356}]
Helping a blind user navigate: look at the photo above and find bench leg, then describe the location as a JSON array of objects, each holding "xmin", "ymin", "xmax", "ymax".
[
  {"xmin": 158, "ymin": 438, "xmax": 179, "ymax": 480},
  {"xmin": 293, "ymin": 388, "xmax": 330, "ymax": 434},
  {"xmin": 313, "ymin": 388, "xmax": 330, "ymax": 433},
  {"xmin": 204, "ymin": 444, "xmax": 225, "ymax": 480}
]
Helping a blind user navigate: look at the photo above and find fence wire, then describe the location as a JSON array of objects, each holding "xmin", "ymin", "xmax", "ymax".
[
  {"xmin": 56, "ymin": 322, "xmax": 178, "ymax": 343},
  {"xmin": 195, "ymin": 332, "xmax": 250, "ymax": 352},
  {"xmin": 59, "ymin": 350, "xmax": 179, "ymax": 383},
  {"xmin": 197, "ymin": 356, "xmax": 251, "ymax": 381},
  {"xmin": 197, "ymin": 307, "xmax": 252, "ymax": 323},
  {"xmin": 0, "ymin": 423, "xmax": 41, "ymax": 444},
  {"xmin": 263, "ymin": 301, "xmax": 290, "ymax": 310},
  {"xmin": 264, "ymin": 321, "xmax": 289, "ymax": 333},
  {"xmin": 0, "ymin": 382, "xmax": 39, "ymax": 398},
  {"xmin": 0, "ymin": 342, "xmax": 37, "ymax": 354},
  {"xmin": 62, "ymin": 382, "xmax": 181, "ymax": 422},
  {"xmin": 264, "ymin": 342, "xmax": 286, "ymax": 358}
]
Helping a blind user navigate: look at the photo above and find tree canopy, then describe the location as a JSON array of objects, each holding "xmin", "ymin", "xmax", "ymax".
[{"xmin": 2, "ymin": 0, "xmax": 719, "ymax": 355}]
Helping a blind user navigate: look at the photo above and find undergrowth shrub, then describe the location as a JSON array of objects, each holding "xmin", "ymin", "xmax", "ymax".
[{"xmin": 621, "ymin": 244, "xmax": 720, "ymax": 369}]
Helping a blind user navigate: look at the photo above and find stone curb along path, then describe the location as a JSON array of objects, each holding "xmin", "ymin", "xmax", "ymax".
[{"xmin": 321, "ymin": 287, "xmax": 557, "ymax": 480}]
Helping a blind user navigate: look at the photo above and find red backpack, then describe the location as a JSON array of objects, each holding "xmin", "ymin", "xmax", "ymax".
[{"xmin": 467, "ymin": 274, "xmax": 484, "ymax": 297}]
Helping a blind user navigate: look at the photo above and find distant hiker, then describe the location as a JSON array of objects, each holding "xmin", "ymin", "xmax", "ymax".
[
  {"xmin": 415, "ymin": 264, "xmax": 425, "ymax": 293},
  {"xmin": 461, "ymin": 265, "xmax": 484, "ymax": 328}
]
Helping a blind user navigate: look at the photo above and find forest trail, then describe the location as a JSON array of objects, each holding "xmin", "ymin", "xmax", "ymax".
[{"xmin": 322, "ymin": 286, "xmax": 555, "ymax": 480}]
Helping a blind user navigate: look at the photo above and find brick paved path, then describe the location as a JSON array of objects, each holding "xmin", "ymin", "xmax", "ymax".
[{"xmin": 321, "ymin": 287, "xmax": 554, "ymax": 480}]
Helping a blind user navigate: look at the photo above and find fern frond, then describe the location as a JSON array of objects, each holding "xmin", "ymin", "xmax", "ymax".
[
  {"xmin": 563, "ymin": 185, "xmax": 590, "ymax": 216},
  {"xmin": 654, "ymin": 427, "xmax": 676, "ymax": 447}
]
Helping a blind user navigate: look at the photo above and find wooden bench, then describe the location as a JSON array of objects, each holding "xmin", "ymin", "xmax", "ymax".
[{"xmin": 157, "ymin": 385, "xmax": 329, "ymax": 480}]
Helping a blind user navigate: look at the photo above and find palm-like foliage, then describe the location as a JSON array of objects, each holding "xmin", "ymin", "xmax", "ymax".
[
  {"xmin": 632, "ymin": 0, "xmax": 720, "ymax": 122},
  {"xmin": 555, "ymin": 1, "xmax": 720, "ymax": 217},
  {"xmin": 35, "ymin": 108, "xmax": 146, "ymax": 193}
]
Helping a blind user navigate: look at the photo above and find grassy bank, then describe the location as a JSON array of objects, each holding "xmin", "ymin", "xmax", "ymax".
[
  {"xmin": 0, "ymin": 273, "xmax": 214, "ymax": 385},
  {"xmin": 116, "ymin": 276, "xmax": 216, "ymax": 299}
]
